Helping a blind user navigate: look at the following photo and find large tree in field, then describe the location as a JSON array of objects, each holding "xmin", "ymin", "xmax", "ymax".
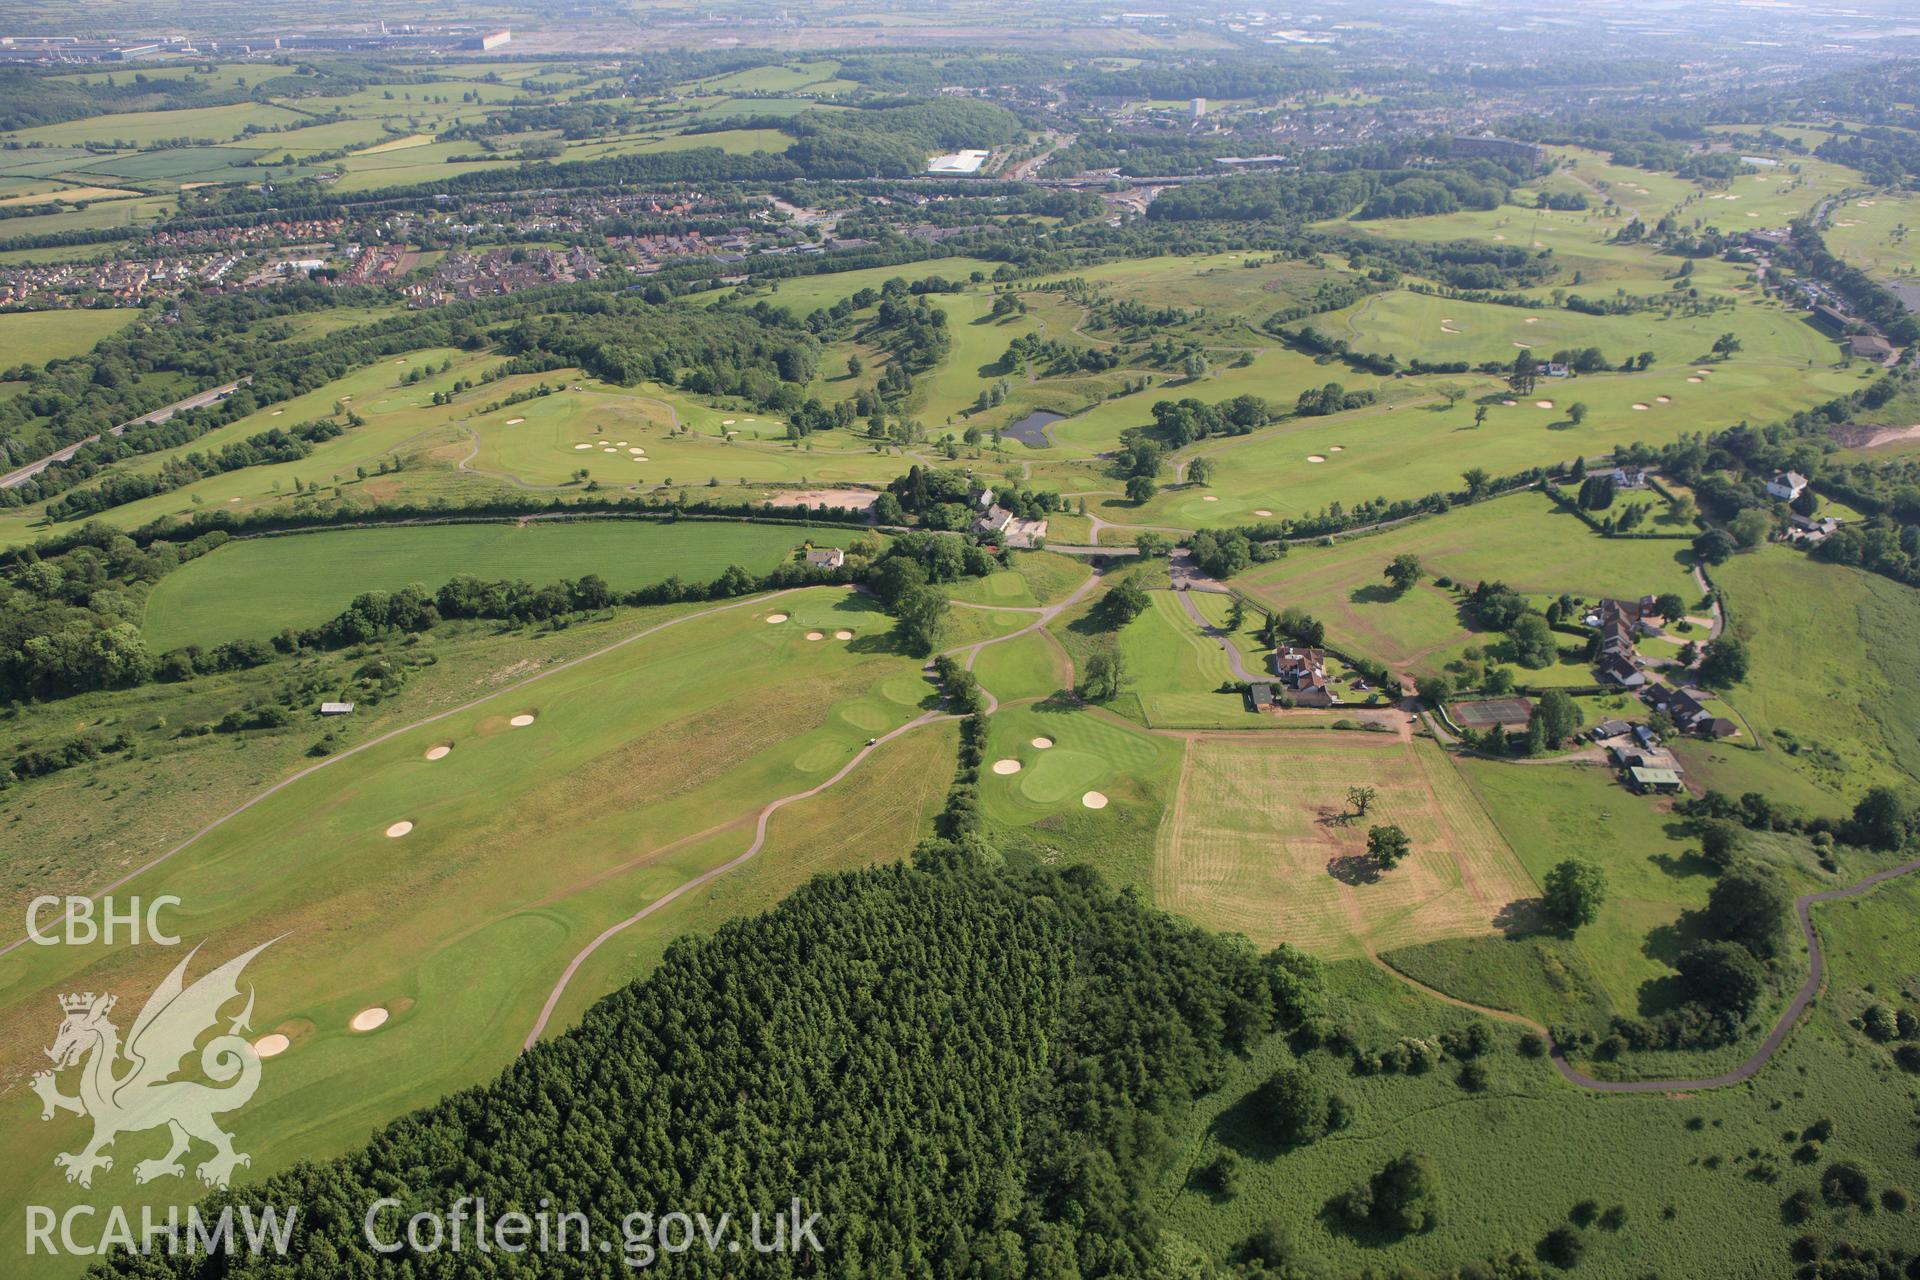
[
  {"xmin": 1698, "ymin": 637, "xmax": 1749, "ymax": 687},
  {"xmin": 892, "ymin": 584, "xmax": 951, "ymax": 656},
  {"xmin": 1706, "ymin": 861, "xmax": 1792, "ymax": 958},
  {"xmin": 1384, "ymin": 553, "xmax": 1425, "ymax": 594},
  {"xmin": 1543, "ymin": 858, "xmax": 1606, "ymax": 929},
  {"xmin": 1082, "ymin": 638, "xmax": 1128, "ymax": 701},
  {"xmin": 1253, "ymin": 1064, "xmax": 1332, "ymax": 1146},
  {"xmin": 1367, "ymin": 824, "xmax": 1411, "ymax": 870}
]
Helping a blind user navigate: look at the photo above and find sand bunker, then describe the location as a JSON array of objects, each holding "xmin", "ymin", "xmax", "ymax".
[
  {"xmin": 1502, "ymin": 399, "xmax": 1518, "ymax": 406},
  {"xmin": 574, "ymin": 443, "xmax": 592, "ymax": 450},
  {"xmin": 253, "ymin": 1034, "xmax": 290, "ymax": 1058},
  {"xmin": 992, "ymin": 759, "xmax": 1023, "ymax": 775},
  {"xmin": 602, "ymin": 447, "xmax": 617, "ymax": 453},
  {"xmin": 350, "ymin": 1007, "xmax": 389, "ymax": 1033},
  {"xmin": 806, "ymin": 631, "xmax": 825, "ymax": 641},
  {"xmin": 1633, "ymin": 403, "xmax": 1650, "ymax": 411},
  {"xmin": 834, "ymin": 630, "xmax": 854, "ymax": 640},
  {"xmin": 1330, "ymin": 445, "xmax": 1345, "ymax": 452},
  {"xmin": 1535, "ymin": 400, "xmax": 1555, "ymax": 409},
  {"xmin": 425, "ymin": 745, "xmax": 451, "ymax": 761},
  {"xmin": 1032, "ymin": 737, "xmax": 1054, "ymax": 749},
  {"xmin": 766, "ymin": 613, "xmax": 788, "ymax": 624},
  {"xmin": 1307, "ymin": 455, "xmax": 1327, "ymax": 464},
  {"xmin": 1493, "ymin": 233, "xmax": 1507, "ymax": 241},
  {"xmin": 1082, "ymin": 791, "xmax": 1109, "ymax": 810},
  {"xmin": 722, "ymin": 418, "xmax": 736, "ymax": 425},
  {"xmin": 1656, "ymin": 395, "xmax": 1672, "ymax": 404},
  {"xmin": 1695, "ymin": 369, "xmax": 1711, "ymax": 375},
  {"xmin": 1254, "ymin": 509, "xmax": 1273, "ymax": 518},
  {"xmin": 509, "ymin": 713, "xmax": 536, "ymax": 727},
  {"xmin": 1687, "ymin": 376, "xmax": 1704, "ymax": 383},
  {"xmin": 270, "ymin": 409, "xmax": 283, "ymax": 416},
  {"xmin": 1202, "ymin": 495, "xmax": 1218, "ymax": 502},
  {"xmin": 506, "ymin": 417, "xmax": 525, "ymax": 425},
  {"xmin": 615, "ymin": 440, "xmax": 628, "ymax": 446},
  {"xmin": 1513, "ymin": 342, "xmax": 1532, "ymax": 349},
  {"xmin": 1524, "ymin": 316, "xmax": 1540, "ymax": 324},
  {"xmin": 385, "ymin": 821, "xmax": 413, "ymax": 839}
]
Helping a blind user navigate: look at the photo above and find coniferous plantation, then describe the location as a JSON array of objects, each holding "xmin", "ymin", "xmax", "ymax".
[{"xmin": 100, "ymin": 857, "xmax": 1324, "ymax": 1278}]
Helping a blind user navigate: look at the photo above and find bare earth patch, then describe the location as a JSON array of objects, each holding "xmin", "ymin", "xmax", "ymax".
[{"xmin": 762, "ymin": 488, "xmax": 877, "ymax": 512}]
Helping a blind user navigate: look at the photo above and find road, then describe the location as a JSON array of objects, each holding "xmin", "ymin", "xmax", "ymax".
[
  {"xmin": 0, "ymin": 378, "xmax": 249, "ymax": 490},
  {"xmin": 1171, "ymin": 582, "xmax": 1258, "ymax": 682}
]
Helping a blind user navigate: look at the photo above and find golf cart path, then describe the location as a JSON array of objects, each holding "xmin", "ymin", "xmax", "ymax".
[
  {"xmin": 1, "ymin": 589, "xmax": 808, "ymax": 958},
  {"xmin": 1376, "ymin": 855, "xmax": 1920, "ymax": 1093},
  {"xmin": 525, "ymin": 565, "xmax": 1107, "ymax": 1046},
  {"xmin": 1171, "ymin": 585, "xmax": 1258, "ymax": 682}
]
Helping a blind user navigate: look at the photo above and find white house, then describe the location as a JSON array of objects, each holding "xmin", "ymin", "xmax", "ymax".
[{"xmin": 1766, "ymin": 471, "xmax": 1809, "ymax": 502}]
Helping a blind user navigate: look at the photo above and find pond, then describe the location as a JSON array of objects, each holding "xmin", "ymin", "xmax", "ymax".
[{"xmin": 1002, "ymin": 408, "xmax": 1065, "ymax": 446}]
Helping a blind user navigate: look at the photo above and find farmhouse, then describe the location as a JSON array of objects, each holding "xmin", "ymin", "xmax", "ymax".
[
  {"xmin": 1786, "ymin": 513, "xmax": 1841, "ymax": 544},
  {"xmin": 972, "ymin": 505, "xmax": 1015, "ymax": 537},
  {"xmin": 804, "ymin": 547, "xmax": 846, "ymax": 570},
  {"xmin": 1271, "ymin": 646, "xmax": 1335, "ymax": 706},
  {"xmin": 1610, "ymin": 465, "xmax": 1649, "ymax": 490},
  {"xmin": 1766, "ymin": 471, "xmax": 1809, "ymax": 502}
]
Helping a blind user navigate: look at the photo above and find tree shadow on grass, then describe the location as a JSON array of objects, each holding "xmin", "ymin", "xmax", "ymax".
[
  {"xmin": 1650, "ymin": 849, "xmax": 1713, "ymax": 880},
  {"xmin": 1638, "ymin": 910, "xmax": 1714, "ymax": 1016},
  {"xmin": 1328, "ymin": 853, "xmax": 1382, "ymax": 886},
  {"xmin": 1210, "ymin": 1090, "xmax": 1286, "ymax": 1162},
  {"xmin": 1495, "ymin": 896, "xmax": 1560, "ymax": 939},
  {"xmin": 1318, "ymin": 1198, "xmax": 1426, "ymax": 1249},
  {"xmin": 1349, "ymin": 583, "xmax": 1402, "ymax": 606}
]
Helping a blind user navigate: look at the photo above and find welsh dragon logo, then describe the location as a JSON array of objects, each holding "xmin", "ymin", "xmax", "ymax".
[{"xmin": 31, "ymin": 939, "xmax": 274, "ymax": 1190}]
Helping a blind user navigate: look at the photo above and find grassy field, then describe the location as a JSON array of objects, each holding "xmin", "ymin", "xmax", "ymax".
[
  {"xmin": 142, "ymin": 521, "xmax": 855, "ymax": 650},
  {"xmin": 0, "ymin": 308, "xmax": 138, "ymax": 364},
  {"xmin": 1324, "ymin": 290, "xmax": 1835, "ymax": 369},
  {"xmin": 1231, "ymin": 490, "xmax": 1696, "ymax": 677},
  {"xmin": 0, "ymin": 586, "xmax": 947, "ymax": 1265},
  {"xmin": 1824, "ymin": 191, "xmax": 1919, "ymax": 281},
  {"xmin": 1674, "ymin": 547, "xmax": 1920, "ymax": 809},
  {"xmin": 1162, "ymin": 934, "xmax": 1920, "ymax": 1279},
  {"xmin": 1153, "ymin": 733, "xmax": 1533, "ymax": 958}
]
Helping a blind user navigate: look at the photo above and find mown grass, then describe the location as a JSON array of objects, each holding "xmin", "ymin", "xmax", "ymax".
[
  {"xmin": 0, "ymin": 587, "xmax": 941, "ymax": 1256},
  {"xmin": 0, "ymin": 308, "xmax": 138, "ymax": 364},
  {"xmin": 142, "ymin": 520, "xmax": 853, "ymax": 650},
  {"xmin": 1230, "ymin": 490, "xmax": 1695, "ymax": 676}
]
